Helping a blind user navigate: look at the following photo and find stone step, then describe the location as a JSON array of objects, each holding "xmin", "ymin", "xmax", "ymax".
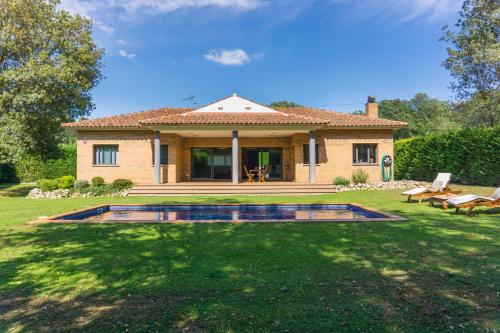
[
  {"xmin": 129, "ymin": 182, "xmax": 337, "ymax": 196},
  {"xmin": 133, "ymin": 185, "xmax": 334, "ymax": 191},
  {"xmin": 128, "ymin": 189, "xmax": 336, "ymax": 196},
  {"xmin": 134, "ymin": 182, "xmax": 330, "ymax": 185},
  {"xmin": 129, "ymin": 189, "xmax": 336, "ymax": 193}
]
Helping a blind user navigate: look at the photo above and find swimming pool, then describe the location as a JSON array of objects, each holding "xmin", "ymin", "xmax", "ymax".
[{"xmin": 36, "ymin": 204, "xmax": 404, "ymax": 223}]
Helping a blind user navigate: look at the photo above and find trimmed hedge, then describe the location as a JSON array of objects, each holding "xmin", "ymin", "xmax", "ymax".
[
  {"xmin": 92, "ymin": 176, "xmax": 105, "ymax": 186},
  {"xmin": 8, "ymin": 144, "xmax": 76, "ymax": 183},
  {"xmin": 394, "ymin": 127, "xmax": 500, "ymax": 186},
  {"xmin": 112, "ymin": 178, "xmax": 133, "ymax": 190},
  {"xmin": 37, "ymin": 179, "xmax": 59, "ymax": 192}
]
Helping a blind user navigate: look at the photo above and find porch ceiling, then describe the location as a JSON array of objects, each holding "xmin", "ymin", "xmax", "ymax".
[{"xmin": 161, "ymin": 129, "xmax": 310, "ymax": 137}]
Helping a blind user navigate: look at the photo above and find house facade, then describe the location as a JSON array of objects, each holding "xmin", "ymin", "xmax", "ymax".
[{"xmin": 64, "ymin": 94, "xmax": 407, "ymax": 184}]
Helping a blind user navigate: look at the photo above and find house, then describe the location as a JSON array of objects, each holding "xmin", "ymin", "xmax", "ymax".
[{"xmin": 63, "ymin": 94, "xmax": 407, "ymax": 184}]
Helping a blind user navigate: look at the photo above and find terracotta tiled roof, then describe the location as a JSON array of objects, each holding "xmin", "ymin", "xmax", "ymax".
[
  {"xmin": 140, "ymin": 112, "xmax": 328, "ymax": 125},
  {"xmin": 275, "ymin": 107, "xmax": 408, "ymax": 127},
  {"xmin": 64, "ymin": 106, "xmax": 407, "ymax": 128},
  {"xmin": 63, "ymin": 108, "xmax": 193, "ymax": 128}
]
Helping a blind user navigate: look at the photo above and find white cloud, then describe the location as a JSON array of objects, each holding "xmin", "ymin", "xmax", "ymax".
[
  {"xmin": 118, "ymin": 50, "xmax": 136, "ymax": 59},
  {"xmin": 59, "ymin": 0, "xmax": 262, "ymax": 17},
  {"xmin": 204, "ymin": 49, "xmax": 254, "ymax": 66},
  {"xmin": 94, "ymin": 20, "xmax": 115, "ymax": 35},
  {"xmin": 331, "ymin": 0, "xmax": 461, "ymax": 22},
  {"xmin": 117, "ymin": 39, "xmax": 128, "ymax": 45}
]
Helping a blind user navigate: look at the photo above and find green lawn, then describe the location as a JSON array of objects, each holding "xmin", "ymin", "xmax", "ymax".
[{"xmin": 0, "ymin": 184, "xmax": 498, "ymax": 332}]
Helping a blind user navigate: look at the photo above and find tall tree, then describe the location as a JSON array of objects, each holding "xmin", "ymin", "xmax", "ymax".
[
  {"xmin": 0, "ymin": 0, "xmax": 103, "ymax": 163},
  {"xmin": 379, "ymin": 93, "xmax": 459, "ymax": 139},
  {"xmin": 441, "ymin": 0, "xmax": 499, "ymax": 126},
  {"xmin": 269, "ymin": 101, "xmax": 303, "ymax": 108}
]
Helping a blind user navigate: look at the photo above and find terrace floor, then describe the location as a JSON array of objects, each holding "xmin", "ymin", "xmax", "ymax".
[{"xmin": 129, "ymin": 181, "xmax": 338, "ymax": 195}]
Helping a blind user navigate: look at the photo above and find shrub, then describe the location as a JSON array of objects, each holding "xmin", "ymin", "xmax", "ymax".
[
  {"xmin": 37, "ymin": 179, "xmax": 59, "ymax": 192},
  {"xmin": 14, "ymin": 144, "xmax": 76, "ymax": 182},
  {"xmin": 74, "ymin": 179, "xmax": 90, "ymax": 191},
  {"xmin": 112, "ymin": 178, "xmax": 133, "ymax": 190},
  {"xmin": 57, "ymin": 175, "xmax": 76, "ymax": 189},
  {"xmin": 0, "ymin": 164, "xmax": 17, "ymax": 183},
  {"xmin": 333, "ymin": 176, "xmax": 350, "ymax": 186},
  {"xmin": 92, "ymin": 176, "xmax": 105, "ymax": 186},
  {"xmin": 81, "ymin": 184, "xmax": 117, "ymax": 196},
  {"xmin": 352, "ymin": 169, "xmax": 369, "ymax": 184},
  {"xmin": 394, "ymin": 126, "xmax": 499, "ymax": 186}
]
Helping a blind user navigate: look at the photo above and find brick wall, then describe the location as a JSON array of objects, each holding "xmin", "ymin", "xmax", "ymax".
[
  {"xmin": 292, "ymin": 129, "xmax": 394, "ymax": 183},
  {"xmin": 76, "ymin": 129, "xmax": 394, "ymax": 184}
]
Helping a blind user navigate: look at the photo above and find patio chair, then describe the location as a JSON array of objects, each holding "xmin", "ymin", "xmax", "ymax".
[
  {"xmin": 447, "ymin": 188, "xmax": 500, "ymax": 216},
  {"xmin": 258, "ymin": 165, "xmax": 268, "ymax": 183},
  {"xmin": 402, "ymin": 173, "xmax": 459, "ymax": 203},
  {"xmin": 244, "ymin": 165, "xmax": 257, "ymax": 183}
]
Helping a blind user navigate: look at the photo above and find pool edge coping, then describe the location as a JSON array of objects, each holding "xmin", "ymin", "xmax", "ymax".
[{"xmin": 29, "ymin": 203, "xmax": 406, "ymax": 225}]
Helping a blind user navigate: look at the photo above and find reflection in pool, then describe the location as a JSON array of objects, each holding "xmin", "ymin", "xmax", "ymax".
[{"xmin": 54, "ymin": 204, "xmax": 400, "ymax": 223}]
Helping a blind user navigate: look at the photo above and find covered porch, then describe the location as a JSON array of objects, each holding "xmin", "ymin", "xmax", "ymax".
[{"xmin": 151, "ymin": 127, "xmax": 320, "ymax": 184}]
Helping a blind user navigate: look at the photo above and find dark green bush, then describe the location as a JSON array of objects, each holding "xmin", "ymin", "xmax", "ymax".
[
  {"xmin": 112, "ymin": 178, "xmax": 133, "ymax": 190},
  {"xmin": 394, "ymin": 127, "xmax": 500, "ymax": 186},
  {"xmin": 91, "ymin": 176, "xmax": 105, "ymax": 186},
  {"xmin": 352, "ymin": 169, "xmax": 369, "ymax": 184},
  {"xmin": 74, "ymin": 179, "xmax": 90, "ymax": 191},
  {"xmin": 37, "ymin": 179, "xmax": 59, "ymax": 192},
  {"xmin": 0, "ymin": 164, "xmax": 17, "ymax": 183},
  {"xmin": 81, "ymin": 184, "xmax": 117, "ymax": 196},
  {"xmin": 57, "ymin": 175, "xmax": 76, "ymax": 189},
  {"xmin": 333, "ymin": 176, "xmax": 350, "ymax": 186},
  {"xmin": 14, "ymin": 144, "xmax": 76, "ymax": 182}
]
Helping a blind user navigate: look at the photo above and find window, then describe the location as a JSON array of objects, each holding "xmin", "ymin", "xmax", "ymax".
[
  {"xmin": 94, "ymin": 145, "xmax": 118, "ymax": 165},
  {"xmin": 353, "ymin": 144, "xmax": 378, "ymax": 164},
  {"xmin": 152, "ymin": 144, "xmax": 168, "ymax": 165},
  {"xmin": 303, "ymin": 144, "xmax": 319, "ymax": 164}
]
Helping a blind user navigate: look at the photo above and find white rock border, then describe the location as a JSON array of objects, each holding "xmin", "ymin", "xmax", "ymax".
[{"xmin": 27, "ymin": 188, "xmax": 129, "ymax": 199}]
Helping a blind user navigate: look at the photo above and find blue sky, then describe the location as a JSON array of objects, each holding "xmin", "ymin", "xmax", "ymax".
[{"xmin": 60, "ymin": 0, "xmax": 462, "ymax": 117}]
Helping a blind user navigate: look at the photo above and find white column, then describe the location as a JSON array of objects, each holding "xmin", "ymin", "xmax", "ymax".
[
  {"xmin": 232, "ymin": 130, "xmax": 239, "ymax": 184},
  {"xmin": 309, "ymin": 130, "xmax": 316, "ymax": 184},
  {"xmin": 154, "ymin": 131, "xmax": 161, "ymax": 184}
]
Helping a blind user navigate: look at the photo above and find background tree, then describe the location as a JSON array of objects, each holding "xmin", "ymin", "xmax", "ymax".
[
  {"xmin": 269, "ymin": 101, "xmax": 303, "ymax": 108},
  {"xmin": 379, "ymin": 93, "xmax": 459, "ymax": 139},
  {"xmin": 442, "ymin": 0, "xmax": 499, "ymax": 127},
  {"xmin": 0, "ymin": 0, "xmax": 103, "ymax": 163}
]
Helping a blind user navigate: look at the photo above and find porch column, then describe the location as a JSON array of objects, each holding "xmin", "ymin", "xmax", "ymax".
[
  {"xmin": 232, "ymin": 130, "xmax": 239, "ymax": 184},
  {"xmin": 154, "ymin": 131, "xmax": 161, "ymax": 184},
  {"xmin": 309, "ymin": 130, "xmax": 316, "ymax": 183}
]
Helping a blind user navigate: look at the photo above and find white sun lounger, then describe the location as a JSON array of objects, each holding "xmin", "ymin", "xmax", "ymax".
[
  {"xmin": 447, "ymin": 188, "xmax": 500, "ymax": 215},
  {"xmin": 402, "ymin": 173, "xmax": 456, "ymax": 203}
]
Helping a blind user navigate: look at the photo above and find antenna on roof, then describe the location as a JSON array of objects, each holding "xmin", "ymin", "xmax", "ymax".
[{"xmin": 182, "ymin": 94, "xmax": 197, "ymax": 105}]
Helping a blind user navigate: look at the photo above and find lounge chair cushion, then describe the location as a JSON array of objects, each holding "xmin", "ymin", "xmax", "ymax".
[
  {"xmin": 430, "ymin": 180, "xmax": 444, "ymax": 192},
  {"xmin": 402, "ymin": 187, "xmax": 429, "ymax": 195},
  {"xmin": 447, "ymin": 194, "xmax": 495, "ymax": 206},
  {"xmin": 402, "ymin": 173, "xmax": 452, "ymax": 196},
  {"xmin": 433, "ymin": 173, "xmax": 452, "ymax": 191},
  {"xmin": 491, "ymin": 188, "xmax": 500, "ymax": 200}
]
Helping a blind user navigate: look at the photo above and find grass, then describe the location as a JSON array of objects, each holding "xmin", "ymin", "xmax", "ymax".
[{"xmin": 0, "ymin": 183, "xmax": 498, "ymax": 332}]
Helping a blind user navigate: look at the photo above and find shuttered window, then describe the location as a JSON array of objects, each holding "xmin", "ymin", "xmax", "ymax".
[
  {"xmin": 353, "ymin": 144, "xmax": 378, "ymax": 164},
  {"xmin": 303, "ymin": 144, "xmax": 319, "ymax": 164},
  {"xmin": 152, "ymin": 144, "xmax": 168, "ymax": 165},
  {"xmin": 94, "ymin": 145, "xmax": 118, "ymax": 165}
]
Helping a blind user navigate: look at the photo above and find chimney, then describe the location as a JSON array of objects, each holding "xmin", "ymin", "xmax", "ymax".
[{"xmin": 365, "ymin": 96, "xmax": 378, "ymax": 118}]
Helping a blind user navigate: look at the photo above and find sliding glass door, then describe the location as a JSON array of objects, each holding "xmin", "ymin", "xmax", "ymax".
[
  {"xmin": 191, "ymin": 148, "xmax": 232, "ymax": 180},
  {"xmin": 242, "ymin": 148, "xmax": 282, "ymax": 180}
]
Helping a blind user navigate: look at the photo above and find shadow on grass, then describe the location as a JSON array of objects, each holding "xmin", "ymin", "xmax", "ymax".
[
  {"xmin": 0, "ymin": 184, "xmax": 34, "ymax": 198},
  {"xmin": 0, "ymin": 207, "xmax": 499, "ymax": 332}
]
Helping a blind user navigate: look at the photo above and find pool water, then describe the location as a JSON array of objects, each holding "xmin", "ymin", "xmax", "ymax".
[{"xmin": 55, "ymin": 204, "xmax": 399, "ymax": 223}]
